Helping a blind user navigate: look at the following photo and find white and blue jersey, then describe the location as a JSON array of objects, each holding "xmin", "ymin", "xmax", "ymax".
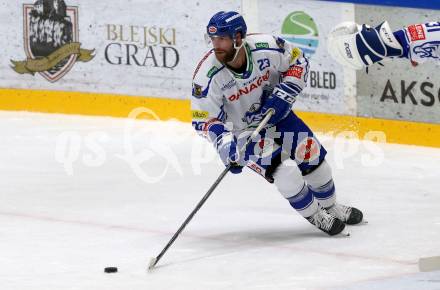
[
  {"xmin": 191, "ymin": 34, "xmax": 326, "ymax": 181},
  {"xmin": 191, "ymin": 34, "xmax": 309, "ymax": 135},
  {"xmin": 398, "ymin": 22, "xmax": 440, "ymax": 64}
]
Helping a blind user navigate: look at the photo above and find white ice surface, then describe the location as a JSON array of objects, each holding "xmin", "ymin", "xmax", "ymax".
[{"xmin": 1, "ymin": 111, "xmax": 440, "ymax": 290}]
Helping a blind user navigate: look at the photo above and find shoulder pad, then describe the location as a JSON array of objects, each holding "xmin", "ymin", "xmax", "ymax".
[
  {"xmin": 192, "ymin": 50, "xmax": 224, "ymax": 99},
  {"xmin": 274, "ymin": 36, "xmax": 286, "ymax": 49},
  {"xmin": 192, "ymin": 49, "xmax": 222, "ymax": 81},
  {"xmin": 246, "ymin": 34, "xmax": 285, "ymax": 51}
]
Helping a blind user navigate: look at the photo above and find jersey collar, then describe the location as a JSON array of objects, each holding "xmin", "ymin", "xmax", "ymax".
[{"xmin": 228, "ymin": 43, "xmax": 253, "ymax": 79}]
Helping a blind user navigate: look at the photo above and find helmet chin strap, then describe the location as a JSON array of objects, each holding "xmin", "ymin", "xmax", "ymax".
[{"xmin": 229, "ymin": 38, "xmax": 245, "ymax": 64}]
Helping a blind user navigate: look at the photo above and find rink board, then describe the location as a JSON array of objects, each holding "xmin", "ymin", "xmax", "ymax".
[
  {"xmin": 1, "ymin": 87, "xmax": 439, "ymax": 148},
  {"xmin": 1, "ymin": 0, "xmax": 439, "ymax": 148}
]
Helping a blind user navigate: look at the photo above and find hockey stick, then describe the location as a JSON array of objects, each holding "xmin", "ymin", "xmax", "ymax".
[{"xmin": 148, "ymin": 110, "xmax": 274, "ymax": 271}]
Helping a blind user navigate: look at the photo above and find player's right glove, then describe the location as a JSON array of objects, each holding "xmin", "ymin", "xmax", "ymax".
[
  {"xmin": 261, "ymin": 83, "xmax": 297, "ymax": 125},
  {"xmin": 216, "ymin": 132, "xmax": 246, "ymax": 174}
]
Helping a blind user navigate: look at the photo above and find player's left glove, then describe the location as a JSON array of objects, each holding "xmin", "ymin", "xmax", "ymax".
[
  {"xmin": 217, "ymin": 132, "xmax": 246, "ymax": 174},
  {"xmin": 261, "ymin": 83, "xmax": 297, "ymax": 125}
]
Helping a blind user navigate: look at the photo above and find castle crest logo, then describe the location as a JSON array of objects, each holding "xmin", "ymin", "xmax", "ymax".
[{"xmin": 11, "ymin": 0, "xmax": 95, "ymax": 82}]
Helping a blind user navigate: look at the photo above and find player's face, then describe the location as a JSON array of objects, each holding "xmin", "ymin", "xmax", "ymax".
[{"xmin": 210, "ymin": 36, "xmax": 236, "ymax": 63}]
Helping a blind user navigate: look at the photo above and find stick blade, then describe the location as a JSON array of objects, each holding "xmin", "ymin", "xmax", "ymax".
[
  {"xmin": 419, "ymin": 256, "xmax": 440, "ymax": 272},
  {"xmin": 147, "ymin": 257, "xmax": 157, "ymax": 272}
]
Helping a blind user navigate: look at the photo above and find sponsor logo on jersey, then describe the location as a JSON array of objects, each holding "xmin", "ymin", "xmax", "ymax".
[
  {"xmin": 192, "ymin": 83, "xmax": 204, "ymax": 98},
  {"xmin": 10, "ymin": 0, "xmax": 95, "ymax": 82},
  {"xmin": 227, "ymin": 70, "xmax": 270, "ymax": 102},
  {"xmin": 413, "ymin": 41, "xmax": 440, "ymax": 59},
  {"xmin": 289, "ymin": 47, "xmax": 302, "ymax": 63},
  {"xmin": 283, "ymin": 65, "xmax": 303, "ymax": 79},
  {"xmin": 295, "ymin": 137, "xmax": 320, "ymax": 163},
  {"xmin": 242, "ymin": 76, "xmax": 258, "ymax": 86},
  {"xmin": 243, "ymin": 102, "xmax": 263, "ymax": 126},
  {"xmin": 220, "ymin": 79, "xmax": 236, "ymax": 91},
  {"xmin": 255, "ymin": 42, "xmax": 269, "ymax": 49},
  {"xmin": 408, "ymin": 24, "xmax": 426, "ymax": 42},
  {"xmin": 206, "ymin": 66, "xmax": 218, "ymax": 78},
  {"xmin": 192, "ymin": 110, "xmax": 209, "ymax": 120}
]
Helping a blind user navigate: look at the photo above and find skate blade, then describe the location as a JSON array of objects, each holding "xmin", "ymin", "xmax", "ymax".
[
  {"xmin": 340, "ymin": 228, "xmax": 350, "ymax": 237},
  {"xmin": 348, "ymin": 220, "xmax": 368, "ymax": 226}
]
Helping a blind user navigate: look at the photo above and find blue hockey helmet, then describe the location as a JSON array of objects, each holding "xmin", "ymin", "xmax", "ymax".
[{"xmin": 206, "ymin": 11, "xmax": 247, "ymax": 39}]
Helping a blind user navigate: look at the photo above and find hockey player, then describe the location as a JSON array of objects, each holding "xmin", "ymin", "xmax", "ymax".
[
  {"xmin": 327, "ymin": 21, "xmax": 440, "ymax": 69},
  {"xmin": 191, "ymin": 11, "xmax": 363, "ymax": 236}
]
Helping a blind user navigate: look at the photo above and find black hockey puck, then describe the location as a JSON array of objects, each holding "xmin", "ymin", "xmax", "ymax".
[{"xmin": 104, "ymin": 267, "xmax": 118, "ymax": 273}]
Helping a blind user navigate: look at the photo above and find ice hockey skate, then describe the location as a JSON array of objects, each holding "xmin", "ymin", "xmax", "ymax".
[
  {"xmin": 326, "ymin": 203, "xmax": 364, "ymax": 225},
  {"xmin": 306, "ymin": 207, "xmax": 347, "ymax": 236}
]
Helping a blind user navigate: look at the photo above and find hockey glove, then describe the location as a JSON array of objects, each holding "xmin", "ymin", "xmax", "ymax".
[
  {"xmin": 217, "ymin": 133, "xmax": 246, "ymax": 174},
  {"xmin": 261, "ymin": 83, "xmax": 297, "ymax": 125},
  {"xmin": 327, "ymin": 21, "xmax": 403, "ymax": 69}
]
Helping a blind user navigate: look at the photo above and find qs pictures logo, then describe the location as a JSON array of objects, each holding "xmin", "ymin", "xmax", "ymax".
[{"xmin": 11, "ymin": 0, "xmax": 95, "ymax": 82}]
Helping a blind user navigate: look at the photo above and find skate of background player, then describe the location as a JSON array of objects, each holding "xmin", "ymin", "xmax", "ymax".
[{"xmin": 0, "ymin": 88, "xmax": 439, "ymax": 148}]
